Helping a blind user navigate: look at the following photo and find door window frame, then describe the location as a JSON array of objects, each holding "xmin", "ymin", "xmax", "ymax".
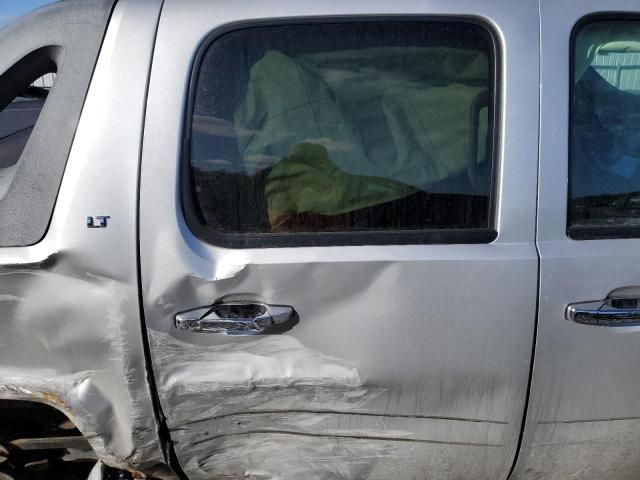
[{"xmin": 181, "ymin": 16, "xmax": 503, "ymax": 248}]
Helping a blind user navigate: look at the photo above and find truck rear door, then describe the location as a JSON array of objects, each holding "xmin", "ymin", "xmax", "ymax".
[
  {"xmin": 512, "ymin": 1, "xmax": 640, "ymax": 479},
  {"xmin": 139, "ymin": 1, "xmax": 540, "ymax": 478}
]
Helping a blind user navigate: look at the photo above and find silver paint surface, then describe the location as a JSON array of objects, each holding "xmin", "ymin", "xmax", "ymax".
[
  {"xmin": 141, "ymin": 0, "xmax": 540, "ymax": 478},
  {"xmin": 0, "ymin": 0, "xmax": 170, "ymax": 476},
  {"xmin": 510, "ymin": 1, "xmax": 640, "ymax": 479},
  {"xmin": 11, "ymin": 0, "xmax": 640, "ymax": 478}
]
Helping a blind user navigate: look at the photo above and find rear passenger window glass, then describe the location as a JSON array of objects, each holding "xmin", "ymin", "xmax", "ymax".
[
  {"xmin": 187, "ymin": 21, "xmax": 497, "ymax": 247},
  {"xmin": 0, "ymin": 74, "xmax": 54, "ymax": 199},
  {"xmin": 570, "ymin": 20, "xmax": 640, "ymax": 238}
]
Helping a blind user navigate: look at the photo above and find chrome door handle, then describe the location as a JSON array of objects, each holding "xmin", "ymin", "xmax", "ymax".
[
  {"xmin": 566, "ymin": 297, "xmax": 640, "ymax": 327},
  {"xmin": 175, "ymin": 302, "xmax": 297, "ymax": 335}
]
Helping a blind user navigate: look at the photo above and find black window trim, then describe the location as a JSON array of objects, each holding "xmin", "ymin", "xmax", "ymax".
[
  {"xmin": 181, "ymin": 15, "xmax": 502, "ymax": 249},
  {"xmin": 568, "ymin": 12, "xmax": 640, "ymax": 241}
]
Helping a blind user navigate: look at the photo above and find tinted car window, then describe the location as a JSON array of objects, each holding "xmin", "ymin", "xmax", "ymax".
[
  {"xmin": 570, "ymin": 20, "xmax": 640, "ymax": 238},
  {"xmin": 0, "ymin": 75, "xmax": 53, "ymax": 199},
  {"xmin": 188, "ymin": 22, "xmax": 497, "ymax": 246}
]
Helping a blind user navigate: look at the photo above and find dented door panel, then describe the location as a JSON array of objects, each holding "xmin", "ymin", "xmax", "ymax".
[
  {"xmin": 146, "ymin": 252, "xmax": 536, "ymax": 479},
  {"xmin": 141, "ymin": 0, "xmax": 540, "ymax": 478}
]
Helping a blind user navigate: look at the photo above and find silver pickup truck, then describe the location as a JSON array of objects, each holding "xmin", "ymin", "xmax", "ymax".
[{"xmin": 2, "ymin": 0, "xmax": 640, "ymax": 479}]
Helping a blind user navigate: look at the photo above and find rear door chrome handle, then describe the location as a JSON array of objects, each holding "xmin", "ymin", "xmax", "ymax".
[
  {"xmin": 175, "ymin": 302, "xmax": 297, "ymax": 335},
  {"xmin": 566, "ymin": 297, "xmax": 640, "ymax": 327}
]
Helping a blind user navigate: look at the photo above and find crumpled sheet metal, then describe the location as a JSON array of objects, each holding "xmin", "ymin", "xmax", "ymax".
[
  {"xmin": 150, "ymin": 331, "xmax": 509, "ymax": 480},
  {"xmin": 0, "ymin": 369, "xmax": 132, "ymax": 465},
  {"xmin": 0, "ymin": 0, "xmax": 171, "ymax": 477},
  {"xmin": 139, "ymin": 225, "xmax": 533, "ymax": 479},
  {"xmin": 0, "ymin": 266, "xmax": 167, "ymax": 477}
]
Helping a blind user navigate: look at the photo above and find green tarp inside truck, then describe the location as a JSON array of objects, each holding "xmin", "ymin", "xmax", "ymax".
[{"xmin": 231, "ymin": 47, "xmax": 490, "ymax": 223}]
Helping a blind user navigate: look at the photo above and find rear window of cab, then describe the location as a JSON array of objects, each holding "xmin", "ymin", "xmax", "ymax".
[{"xmin": 570, "ymin": 18, "xmax": 640, "ymax": 239}]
